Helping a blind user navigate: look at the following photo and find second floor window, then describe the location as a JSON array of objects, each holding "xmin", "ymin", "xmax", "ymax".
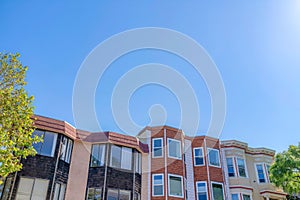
[
  {"xmin": 211, "ymin": 182, "xmax": 224, "ymax": 200},
  {"xmin": 226, "ymin": 158, "xmax": 235, "ymax": 177},
  {"xmin": 110, "ymin": 145, "xmax": 132, "ymax": 170},
  {"xmin": 231, "ymin": 194, "xmax": 239, "ymax": 200},
  {"xmin": 256, "ymin": 164, "xmax": 266, "ymax": 183},
  {"xmin": 33, "ymin": 130, "xmax": 57, "ymax": 157},
  {"xmin": 91, "ymin": 144, "xmax": 106, "ymax": 167},
  {"xmin": 194, "ymin": 148, "xmax": 204, "ymax": 166},
  {"xmin": 152, "ymin": 174, "xmax": 164, "ymax": 196},
  {"xmin": 60, "ymin": 136, "xmax": 73, "ymax": 163},
  {"xmin": 168, "ymin": 174, "xmax": 183, "ymax": 198},
  {"xmin": 152, "ymin": 138, "xmax": 163, "ymax": 157},
  {"xmin": 168, "ymin": 138, "xmax": 182, "ymax": 159},
  {"xmin": 208, "ymin": 148, "xmax": 220, "ymax": 167},
  {"xmin": 237, "ymin": 158, "xmax": 247, "ymax": 177}
]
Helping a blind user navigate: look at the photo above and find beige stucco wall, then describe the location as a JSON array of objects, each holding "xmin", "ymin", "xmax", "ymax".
[{"xmin": 65, "ymin": 140, "xmax": 91, "ymax": 200}]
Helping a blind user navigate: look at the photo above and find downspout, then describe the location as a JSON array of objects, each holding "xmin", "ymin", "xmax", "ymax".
[
  {"xmin": 204, "ymin": 138, "xmax": 212, "ymax": 200},
  {"xmin": 8, "ymin": 171, "xmax": 18, "ymax": 200},
  {"xmin": 164, "ymin": 128, "xmax": 168, "ymax": 200}
]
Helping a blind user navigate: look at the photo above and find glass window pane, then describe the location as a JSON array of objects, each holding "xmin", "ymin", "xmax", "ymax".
[
  {"xmin": 208, "ymin": 149, "xmax": 220, "ymax": 166},
  {"xmin": 226, "ymin": 158, "xmax": 235, "ymax": 177},
  {"xmin": 119, "ymin": 190, "xmax": 131, "ymax": 200},
  {"xmin": 31, "ymin": 179, "xmax": 49, "ymax": 200},
  {"xmin": 53, "ymin": 183, "xmax": 60, "ymax": 200},
  {"xmin": 16, "ymin": 178, "xmax": 34, "ymax": 200},
  {"xmin": 194, "ymin": 148, "xmax": 204, "ymax": 166},
  {"xmin": 58, "ymin": 184, "xmax": 66, "ymax": 200},
  {"xmin": 169, "ymin": 175, "xmax": 182, "ymax": 197},
  {"xmin": 256, "ymin": 164, "xmax": 266, "ymax": 183},
  {"xmin": 65, "ymin": 139, "xmax": 73, "ymax": 163},
  {"xmin": 135, "ymin": 152, "xmax": 141, "ymax": 173},
  {"xmin": 212, "ymin": 183, "xmax": 224, "ymax": 200},
  {"xmin": 197, "ymin": 182, "xmax": 207, "ymax": 200},
  {"xmin": 243, "ymin": 194, "xmax": 251, "ymax": 200},
  {"xmin": 237, "ymin": 158, "xmax": 246, "ymax": 177},
  {"xmin": 87, "ymin": 188, "xmax": 95, "ymax": 200},
  {"xmin": 232, "ymin": 194, "xmax": 239, "ymax": 200},
  {"xmin": 153, "ymin": 139, "xmax": 162, "ymax": 157},
  {"xmin": 32, "ymin": 130, "xmax": 44, "ymax": 154},
  {"xmin": 154, "ymin": 175, "xmax": 163, "ymax": 185},
  {"xmin": 1, "ymin": 177, "xmax": 13, "ymax": 200},
  {"xmin": 107, "ymin": 189, "xmax": 118, "ymax": 200},
  {"xmin": 41, "ymin": 132, "xmax": 57, "ymax": 156},
  {"xmin": 121, "ymin": 147, "xmax": 132, "ymax": 170},
  {"xmin": 60, "ymin": 137, "xmax": 67, "ymax": 161},
  {"xmin": 154, "ymin": 139, "xmax": 162, "ymax": 147},
  {"xmin": 168, "ymin": 139, "xmax": 181, "ymax": 159},
  {"xmin": 110, "ymin": 145, "xmax": 121, "ymax": 168},
  {"xmin": 154, "ymin": 186, "xmax": 163, "ymax": 196}
]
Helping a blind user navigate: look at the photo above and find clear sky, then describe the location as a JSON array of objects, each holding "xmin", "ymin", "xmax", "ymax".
[{"xmin": 1, "ymin": 1, "xmax": 300, "ymax": 152}]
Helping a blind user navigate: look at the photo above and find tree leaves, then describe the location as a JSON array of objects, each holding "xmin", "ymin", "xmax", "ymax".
[
  {"xmin": 270, "ymin": 143, "xmax": 300, "ymax": 197},
  {"xmin": 0, "ymin": 53, "xmax": 41, "ymax": 185}
]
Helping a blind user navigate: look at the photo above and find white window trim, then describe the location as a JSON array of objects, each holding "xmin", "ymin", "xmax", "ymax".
[
  {"xmin": 226, "ymin": 157, "xmax": 236, "ymax": 177},
  {"xmin": 152, "ymin": 138, "xmax": 163, "ymax": 158},
  {"xmin": 254, "ymin": 163, "xmax": 267, "ymax": 184},
  {"xmin": 211, "ymin": 182, "xmax": 225, "ymax": 200},
  {"xmin": 193, "ymin": 147, "xmax": 205, "ymax": 166},
  {"xmin": 242, "ymin": 193, "xmax": 252, "ymax": 200},
  {"xmin": 167, "ymin": 138, "xmax": 182, "ymax": 160},
  {"xmin": 196, "ymin": 181, "xmax": 208, "ymax": 200},
  {"xmin": 236, "ymin": 157, "xmax": 248, "ymax": 178},
  {"xmin": 168, "ymin": 174, "xmax": 184, "ymax": 198},
  {"xmin": 207, "ymin": 148, "xmax": 221, "ymax": 168},
  {"xmin": 152, "ymin": 174, "xmax": 164, "ymax": 197}
]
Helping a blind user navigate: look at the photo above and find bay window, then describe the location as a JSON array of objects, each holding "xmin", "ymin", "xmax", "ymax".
[
  {"xmin": 152, "ymin": 174, "xmax": 164, "ymax": 196},
  {"xmin": 60, "ymin": 136, "xmax": 73, "ymax": 163},
  {"xmin": 33, "ymin": 130, "xmax": 57, "ymax": 157},
  {"xmin": 196, "ymin": 181, "xmax": 207, "ymax": 200},
  {"xmin": 91, "ymin": 144, "xmax": 106, "ymax": 167},
  {"xmin": 237, "ymin": 158, "xmax": 247, "ymax": 177},
  {"xmin": 152, "ymin": 138, "xmax": 163, "ymax": 157},
  {"xmin": 168, "ymin": 138, "xmax": 182, "ymax": 159},
  {"xmin": 168, "ymin": 174, "xmax": 183, "ymax": 198},
  {"xmin": 110, "ymin": 145, "xmax": 132, "ymax": 170},
  {"xmin": 211, "ymin": 182, "xmax": 224, "ymax": 200},
  {"xmin": 226, "ymin": 157, "xmax": 235, "ymax": 177},
  {"xmin": 194, "ymin": 148, "xmax": 204, "ymax": 166},
  {"xmin": 208, "ymin": 148, "xmax": 220, "ymax": 167}
]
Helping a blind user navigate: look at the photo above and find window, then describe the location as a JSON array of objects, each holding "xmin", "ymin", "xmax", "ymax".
[
  {"xmin": 91, "ymin": 144, "xmax": 106, "ymax": 167},
  {"xmin": 60, "ymin": 136, "xmax": 73, "ymax": 163},
  {"xmin": 237, "ymin": 158, "xmax": 247, "ymax": 177},
  {"xmin": 152, "ymin": 138, "xmax": 163, "ymax": 157},
  {"xmin": 16, "ymin": 177, "xmax": 49, "ymax": 199},
  {"xmin": 196, "ymin": 181, "xmax": 207, "ymax": 200},
  {"xmin": 168, "ymin": 139, "xmax": 182, "ymax": 159},
  {"xmin": 53, "ymin": 183, "xmax": 66, "ymax": 200},
  {"xmin": 110, "ymin": 145, "xmax": 132, "ymax": 170},
  {"xmin": 135, "ymin": 152, "xmax": 142, "ymax": 174},
  {"xmin": 33, "ymin": 130, "xmax": 57, "ymax": 157},
  {"xmin": 208, "ymin": 148, "xmax": 220, "ymax": 167},
  {"xmin": 256, "ymin": 164, "xmax": 266, "ymax": 183},
  {"xmin": 152, "ymin": 174, "xmax": 164, "ymax": 196},
  {"xmin": 87, "ymin": 188, "xmax": 102, "ymax": 200},
  {"xmin": 211, "ymin": 182, "xmax": 224, "ymax": 200},
  {"xmin": 231, "ymin": 194, "xmax": 239, "ymax": 200},
  {"xmin": 168, "ymin": 174, "xmax": 183, "ymax": 198},
  {"xmin": 133, "ymin": 192, "xmax": 140, "ymax": 200},
  {"xmin": 107, "ymin": 189, "xmax": 130, "ymax": 200},
  {"xmin": 226, "ymin": 158, "xmax": 235, "ymax": 177},
  {"xmin": 266, "ymin": 164, "xmax": 271, "ymax": 181},
  {"xmin": 0, "ymin": 177, "xmax": 12, "ymax": 200},
  {"xmin": 194, "ymin": 148, "xmax": 204, "ymax": 166},
  {"xmin": 242, "ymin": 194, "xmax": 251, "ymax": 200}
]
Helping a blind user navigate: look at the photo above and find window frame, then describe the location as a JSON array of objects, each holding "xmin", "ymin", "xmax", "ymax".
[
  {"xmin": 135, "ymin": 152, "xmax": 142, "ymax": 174},
  {"xmin": 90, "ymin": 144, "xmax": 106, "ymax": 167},
  {"xmin": 236, "ymin": 157, "xmax": 248, "ymax": 178},
  {"xmin": 152, "ymin": 174, "xmax": 164, "ymax": 197},
  {"xmin": 168, "ymin": 173, "xmax": 184, "ymax": 198},
  {"xmin": 196, "ymin": 181, "xmax": 208, "ymax": 200},
  {"xmin": 60, "ymin": 136, "xmax": 73, "ymax": 163},
  {"xmin": 211, "ymin": 182, "xmax": 225, "ymax": 200},
  {"xmin": 226, "ymin": 157, "xmax": 236, "ymax": 177},
  {"xmin": 255, "ymin": 163, "xmax": 267, "ymax": 183},
  {"xmin": 33, "ymin": 130, "xmax": 58, "ymax": 157},
  {"xmin": 207, "ymin": 148, "xmax": 221, "ymax": 168},
  {"xmin": 53, "ymin": 183, "xmax": 66, "ymax": 200},
  {"xmin": 167, "ymin": 138, "xmax": 182, "ymax": 160},
  {"xmin": 109, "ymin": 145, "xmax": 133, "ymax": 170},
  {"xmin": 242, "ymin": 193, "xmax": 252, "ymax": 200},
  {"xmin": 193, "ymin": 147, "xmax": 205, "ymax": 166},
  {"xmin": 231, "ymin": 193, "xmax": 240, "ymax": 200},
  {"xmin": 152, "ymin": 138, "xmax": 163, "ymax": 158},
  {"xmin": 16, "ymin": 177, "xmax": 49, "ymax": 199}
]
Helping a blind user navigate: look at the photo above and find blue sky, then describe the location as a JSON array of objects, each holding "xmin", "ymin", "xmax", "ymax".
[{"xmin": 1, "ymin": 1, "xmax": 300, "ymax": 152}]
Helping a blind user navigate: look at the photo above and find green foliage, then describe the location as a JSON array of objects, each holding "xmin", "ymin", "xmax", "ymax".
[
  {"xmin": 270, "ymin": 143, "xmax": 300, "ymax": 197},
  {"xmin": 0, "ymin": 53, "xmax": 41, "ymax": 184}
]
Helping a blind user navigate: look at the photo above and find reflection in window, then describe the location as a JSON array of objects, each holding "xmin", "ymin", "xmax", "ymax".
[
  {"xmin": 152, "ymin": 138, "xmax": 163, "ymax": 157},
  {"xmin": 226, "ymin": 158, "xmax": 235, "ymax": 177},
  {"xmin": 107, "ymin": 189, "xmax": 130, "ymax": 200},
  {"xmin": 168, "ymin": 139, "xmax": 182, "ymax": 159},
  {"xmin": 110, "ymin": 145, "xmax": 132, "ymax": 170},
  {"xmin": 196, "ymin": 182, "xmax": 207, "ymax": 200},
  {"xmin": 212, "ymin": 182, "xmax": 224, "ymax": 200},
  {"xmin": 32, "ymin": 130, "xmax": 57, "ymax": 157},
  {"xmin": 87, "ymin": 188, "xmax": 102, "ymax": 200},
  {"xmin": 168, "ymin": 174, "xmax": 183, "ymax": 197},
  {"xmin": 237, "ymin": 158, "xmax": 247, "ymax": 177},
  {"xmin": 208, "ymin": 149, "xmax": 220, "ymax": 167},
  {"xmin": 16, "ymin": 177, "xmax": 49, "ymax": 199},
  {"xmin": 60, "ymin": 136, "xmax": 73, "ymax": 163},
  {"xmin": 91, "ymin": 144, "xmax": 106, "ymax": 167},
  {"xmin": 242, "ymin": 194, "xmax": 251, "ymax": 200},
  {"xmin": 194, "ymin": 148, "xmax": 204, "ymax": 166},
  {"xmin": 53, "ymin": 183, "xmax": 66, "ymax": 200}
]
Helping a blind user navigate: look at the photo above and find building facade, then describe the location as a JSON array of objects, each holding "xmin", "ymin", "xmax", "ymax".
[{"xmin": 0, "ymin": 115, "xmax": 286, "ymax": 200}]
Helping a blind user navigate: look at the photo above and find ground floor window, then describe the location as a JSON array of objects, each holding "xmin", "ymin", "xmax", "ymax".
[
  {"xmin": 54, "ymin": 183, "xmax": 66, "ymax": 200},
  {"xmin": 168, "ymin": 174, "xmax": 183, "ymax": 198},
  {"xmin": 107, "ymin": 189, "xmax": 131, "ymax": 200},
  {"xmin": 211, "ymin": 182, "xmax": 224, "ymax": 200},
  {"xmin": 16, "ymin": 177, "xmax": 49, "ymax": 200}
]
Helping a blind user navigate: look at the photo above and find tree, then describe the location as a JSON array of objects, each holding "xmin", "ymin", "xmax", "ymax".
[
  {"xmin": 270, "ymin": 143, "xmax": 300, "ymax": 199},
  {"xmin": 0, "ymin": 53, "xmax": 41, "ymax": 184}
]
